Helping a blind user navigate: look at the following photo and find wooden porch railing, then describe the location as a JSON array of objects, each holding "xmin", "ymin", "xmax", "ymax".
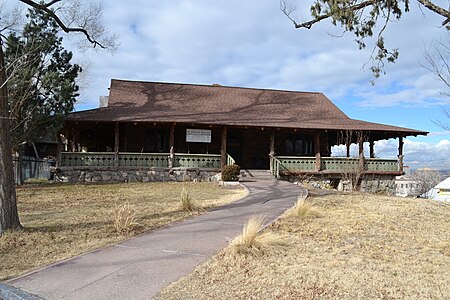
[
  {"xmin": 226, "ymin": 154, "xmax": 236, "ymax": 166},
  {"xmin": 61, "ymin": 152, "xmax": 222, "ymax": 169},
  {"xmin": 174, "ymin": 153, "xmax": 221, "ymax": 168},
  {"xmin": 270, "ymin": 155, "xmax": 399, "ymax": 177}
]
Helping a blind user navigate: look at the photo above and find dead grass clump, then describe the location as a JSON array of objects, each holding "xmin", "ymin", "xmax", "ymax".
[
  {"xmin": 287, "ymin": 195, "xmax": 321, "ymax": 218},
  {"xmin": 230, "ymin": 216, "xmax": 285, "ymax": 256},
  {"xmin": 180, "ymin": 187, "xmax": 203, "ymax": 212},
  {"xmin": 113, "ymin": 202, "xmax": 139, "ymax": 235}
]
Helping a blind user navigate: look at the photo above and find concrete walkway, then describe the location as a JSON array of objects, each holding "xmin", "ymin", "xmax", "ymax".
[{"xmin": 9, "ymin": 180, "xmax": 303, "ymax": 300}]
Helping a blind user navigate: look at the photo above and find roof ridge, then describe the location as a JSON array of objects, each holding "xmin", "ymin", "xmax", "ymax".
[{"xmin": 110, "ymin": 78, "xmax": 324, "ymax": 95}]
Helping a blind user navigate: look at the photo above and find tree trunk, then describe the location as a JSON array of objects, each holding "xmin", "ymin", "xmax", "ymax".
[{"xmin": 0, "ymin": 38, "xmax": 22, "ymax": 235}]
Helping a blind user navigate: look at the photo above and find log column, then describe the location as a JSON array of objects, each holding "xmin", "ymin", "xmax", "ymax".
[
  {"xmin": 114, "ymin": 122, "xmax": 119, "ymax": 167},
  {"xmin": 220, "ymin": 127, "xmax": 227, "ymax": 168},
  {"xmin": 169, "ymin": 123, "xmax": 175, "ymax": 168},
  {"xmin": 315, "ymin": 132, "xmax": 321, "ymax": 171},
  {"xmin": 358, "ymin": 137, "xmax": 364, "ymax": 173},
  {"xmin": 398, "ymin": 136, "xmax": 404, "ymax": 173},
  {"xmin": 269, "ymin": 130, "xmax": 275, "ymax": 172},
  {"xmin": 369, "ymin": 140, "xmax": 375, "ymax": 158}
]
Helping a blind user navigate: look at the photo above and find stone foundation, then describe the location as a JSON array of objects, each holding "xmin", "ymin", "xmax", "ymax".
[
  {"xmin": 282, "ymin": 173, "xmax": 396, "ymax": 195},
  {"xmin": 55, "ymin": 167, "xmax": 221, "ymax": 183}
]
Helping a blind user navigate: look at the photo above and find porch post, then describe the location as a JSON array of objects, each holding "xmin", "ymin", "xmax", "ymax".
[
  {"xmin": 358, "ymin": 137, "xmax": 364, "ymax": 173},
  {"xmin": 114, "ymin": 122, "xmax": 119, "ymax": 167},
  {"xmin": 169, "ymin": 123, "xmax": 175, "ymax": 168},
  {"xmin": 70, "ymin": 129, "xmax": 76, "ymax": 152},
  {"xmin": 56, "ymin": 133, "xmax": 63, "ymax": 168},
  {"xmin": 398, "ymin": 136, "xmax": 404, "ymax": 173},
  {"xmin": 346, "ymin": 142, "xmax": 350, "ymax": 158},
  {"xmin": 269, "ymin": 130, "xmax": 275, "ymax": 172},
  {"xmin": 369, "ymin": 140, "xmax": 375, "ymax": 158},
  {"xmin": 315, "ymin": 132, "xmax": 321, "ymax": 171},
  {"xmin": 221, "ymin": 126, "xmax": 227, "ymax": 168},
  {"xmin": 65, "ymin": 130, "xmax": 72, "ymax": 152}
]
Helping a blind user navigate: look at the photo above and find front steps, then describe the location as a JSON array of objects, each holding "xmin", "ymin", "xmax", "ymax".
[{"xmin": 240, "ymin": 169, "xmax": 276, "ymax": 181}]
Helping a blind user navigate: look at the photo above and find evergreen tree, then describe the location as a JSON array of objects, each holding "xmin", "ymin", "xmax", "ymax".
[{"xmin": 6, "ymin": 9, "xmax": 81, "ymax": 151}]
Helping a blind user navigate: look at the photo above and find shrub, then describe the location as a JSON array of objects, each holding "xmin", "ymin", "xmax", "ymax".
[
  {"xmin": 230, "ymin": 216, "xmax": 285, "ymax": 256},
  {"xmin": 113, "ymin": 202, "xmax": 139, "ymax": 235},
  {"xmin": 222, "ymin": 164, "xmax": 241, "ymax": 181},
  {"xmin": 287, "ymin": 195, "xmax": 321, "ymax": 218}
]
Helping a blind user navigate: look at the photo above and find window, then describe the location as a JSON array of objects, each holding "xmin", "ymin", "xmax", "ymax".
[
  {"xmin": 144, "ymin": 129, "xmax": 168, "ymax": 152},
  {"xmin": 285, "ymin": 135, "xmax": 313, "ymax": 156}
]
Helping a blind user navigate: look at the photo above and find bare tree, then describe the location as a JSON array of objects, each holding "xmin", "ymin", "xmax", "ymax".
[
  {"xmin": 412, "ymin": 168, "xmax": 441, "ymax": 198},
  {"xmin": 0, "ymin": 0, "xmax": 116, "ymax": 235},
  {"xmin": 423, "ymin": 37, "xmax": 450, "ymax": 130},
  {"xmin": 280, "ymin": 0, "xmax": 450, "ymax": 80}
]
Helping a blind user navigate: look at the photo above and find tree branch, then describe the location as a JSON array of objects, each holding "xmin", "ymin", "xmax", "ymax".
[
  {"xmin": 282, "ymin": 0, "xmax": 450, "ymax": 29},
  {"xmin": 415, "ymin": 0, "xmax": 450, "ymax": 25},
  {"xmin": 282, "ymin": 0, "xmax": 378, "ymax": 29},
  {"xmin": 18, "ymin": 0, "xmax": 105, "ymax": 48}
]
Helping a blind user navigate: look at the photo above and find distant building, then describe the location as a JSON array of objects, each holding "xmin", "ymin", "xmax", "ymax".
[
  {"xmin": 425, "ymin": 178, "xmax": 450, "ymax": 202},
  {"xmin": 395, "ymin": 175, "xmax": 420, "ymax": 197}
]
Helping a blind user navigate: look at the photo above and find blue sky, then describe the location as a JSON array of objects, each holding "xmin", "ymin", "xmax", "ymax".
[{"xmin": 7, "ymin": 0, "xmax": 449, "ymax": 169}]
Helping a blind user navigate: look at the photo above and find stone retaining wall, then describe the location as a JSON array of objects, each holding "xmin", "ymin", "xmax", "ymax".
[
  {"xmin": 282, "ymin": 173, "xmax": 396, "ymax": 195},
  {"xmin": 55, "ymin": 167, "xmax": 221, "ymax": 183}
]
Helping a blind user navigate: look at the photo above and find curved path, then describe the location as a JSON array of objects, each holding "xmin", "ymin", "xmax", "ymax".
[{"xmin": 8, "ymin": 180, "xmax": 304, "ymax": 300}]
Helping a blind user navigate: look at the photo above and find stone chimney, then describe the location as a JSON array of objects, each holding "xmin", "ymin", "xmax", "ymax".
[{"xmin": 99, "ymin": 96, "xmax": 109, "ymax": 108}]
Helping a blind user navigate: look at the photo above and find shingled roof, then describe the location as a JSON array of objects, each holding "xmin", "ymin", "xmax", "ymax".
[{"xmin": 67, "ymin": 79, "xmax": 427, "ymax": 137}]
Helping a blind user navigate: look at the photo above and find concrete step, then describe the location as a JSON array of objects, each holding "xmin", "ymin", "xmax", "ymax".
[{"xmin": 240, "ymin": 169, "xmax": 276, "ymax": 181}]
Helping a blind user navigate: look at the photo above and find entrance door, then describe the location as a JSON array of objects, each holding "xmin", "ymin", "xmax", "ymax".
[
  {"xmin": 227, "ymin": 130, "xmax": 243, "ymax": 166},
  {"xmin": 227, "ymin": 128, "xmax": 270, "ymax": 169}
]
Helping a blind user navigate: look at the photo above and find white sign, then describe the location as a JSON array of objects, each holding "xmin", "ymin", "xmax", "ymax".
[{"xmin": 186, "ymin": 129, "xmax": 211, "ymax": 143}]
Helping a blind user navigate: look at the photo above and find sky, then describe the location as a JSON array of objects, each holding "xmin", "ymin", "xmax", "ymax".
[{"xmin": 6, "ymin": 0, "xmax": 450, "ymax": 169}]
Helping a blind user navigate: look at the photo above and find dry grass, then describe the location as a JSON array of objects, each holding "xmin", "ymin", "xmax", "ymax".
[
  {"xmin": 113, "ymin": 202, "xmax": 139, "ymax": 235},
  {"xmin": 229, "ymin": 216, "xmax": 285, "ymax": 257},
  {"xmin": 179, "ymin": 187, "xmax": 203, "ymax": 212},
  {"xmin": 286, "ymin": 195, "xmax": 321, "ymax": 218},
  {"xmin": 0, "ymin": 182, "xmax": 247, "ymax": 281},
  {"xmin": 156, "ymin": 193, "xmax": 450, "ymax": 300}
]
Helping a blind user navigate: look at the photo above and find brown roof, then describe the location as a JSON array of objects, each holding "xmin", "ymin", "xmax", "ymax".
[{"xmin": 67, "ymin": 79, "xmax": 427, "ymax": 137}]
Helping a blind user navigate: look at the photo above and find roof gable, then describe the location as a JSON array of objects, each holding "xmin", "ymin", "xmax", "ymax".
[{"xmin": 107, "ymin": 79, "xmax": 350, "ymax": 122}]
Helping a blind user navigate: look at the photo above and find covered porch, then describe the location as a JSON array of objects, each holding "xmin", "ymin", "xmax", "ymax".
[{"xmin": 58, "ymin": 120, "xmax": 407, "ymax": 177}]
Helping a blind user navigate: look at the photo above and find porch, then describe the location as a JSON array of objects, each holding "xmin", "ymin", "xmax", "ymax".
[{"xmin": 58, "ymin": 151, "xmax": 400, "ymax": 176}]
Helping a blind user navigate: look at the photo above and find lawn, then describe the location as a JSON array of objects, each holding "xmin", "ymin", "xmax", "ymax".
[
  {"xmin": 156, "ymin": 191, "xmax": 450, "ymax": 300},
  {"xmin": 0, "ymin": 182, "xmax": 246, "ymax": 281}
]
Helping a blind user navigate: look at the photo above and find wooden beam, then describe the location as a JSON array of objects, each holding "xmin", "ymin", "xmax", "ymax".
[
  {"xmin": 346, "ymin": 142, "xmax": 350, "ymax": 158},
  {"xmin": 315, "ymin": 132, "xmax": 321, "ymax": 171},
  {"xmin": 369, "ymin": 140, "xmax": 375, "ymax": 158},
  {"xmin": 220, "ymin": 127, "xmax": 227, "ymax": 168},
  {"xmin": 398, "ymin": 136, "xmax": 404, "ymax": 173},
  {"xmin": 114, "ymin": 122, "xmax": 119, "ymax": 167},
  {"xmin": 169, "ymin": 123, "xmax": 175, "ymax": 168}
]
